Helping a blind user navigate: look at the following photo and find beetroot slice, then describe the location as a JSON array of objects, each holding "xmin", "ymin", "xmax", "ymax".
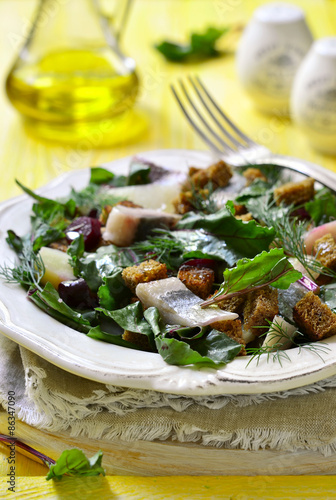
[{"xmin": 65, "ymin": 216, "xmax": 101, "ymax": 251}]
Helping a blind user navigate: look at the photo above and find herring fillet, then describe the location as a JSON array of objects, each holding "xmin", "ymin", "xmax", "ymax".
[{"xmin": 136, "ymin": 277, "xmax": 238, "ymax": 327}]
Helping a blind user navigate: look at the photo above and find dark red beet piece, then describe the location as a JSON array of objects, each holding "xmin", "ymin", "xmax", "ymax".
[
  {"xmin": 183, "ymin": 258, "xmax": 217, "ymax": 270},
  {"xmin": 58, "ymin": 279, "xmax": 97, "ymax": 309},
  {"xmin": 65, "ymin": 216, "xmax": 101, "ymax": 251}
]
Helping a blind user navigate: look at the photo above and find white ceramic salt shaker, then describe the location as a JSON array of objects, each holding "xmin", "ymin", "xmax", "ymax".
[
  {"xmin": 291, "ymin": 37, "xmax": 336, "ymax": 155},
  {"xmin": 236, "ymin": 2, "xmax": 313, "ymax": 114}
]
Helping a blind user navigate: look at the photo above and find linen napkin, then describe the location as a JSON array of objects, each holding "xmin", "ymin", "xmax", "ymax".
[{"xmin": 1, "ymin": 333, "xmax": 336, "ymax": 455}]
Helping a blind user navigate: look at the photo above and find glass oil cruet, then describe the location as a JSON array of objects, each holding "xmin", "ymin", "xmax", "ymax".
[{"xmin": 5, "ymin": 0, "xmax": 141, "ymax": 146}]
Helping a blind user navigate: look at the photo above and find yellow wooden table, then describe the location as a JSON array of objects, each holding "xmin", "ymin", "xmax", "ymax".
[{"xmin": 0, "ymin": 0, "xmax": 336, "ymax": 497}]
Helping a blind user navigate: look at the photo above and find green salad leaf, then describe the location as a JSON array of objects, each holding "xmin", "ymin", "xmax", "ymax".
[
  {"xmin": 29, "ymin": 282, "xmax": 92, "ymax": 332},
  {"xmin": 155, "ymin": 329, "xmax": 241, "ymax": 366},
  {"xmin": 46, "ymin": 449, "xmax": 105, "ymax": 480},
  {"xmin": 155, "ymin": 26, "xmax": 230, "ymax": 62},
  {"xmin": 202, "ymin": 248, "xmax": 302, "ymax": 307},
  {"xmin": 176, "ymin": 204, "xmax": 275, "ymax": 261},
  {"xmin": 305, "ymin": 188, "xmax": 336, "ymax": 225}
]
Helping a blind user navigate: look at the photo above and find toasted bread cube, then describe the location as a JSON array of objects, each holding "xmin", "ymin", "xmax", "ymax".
[
  {"xmin": 122, "ymin": 260, "xmax": 168, "ymax": 293},
  {"xmin": 313, "ymin": 233, "xmax": 336, "ymax": 270},
  {"xmin": 233, "ymin": 203, "xmax": 247, "ymax": 216},
  {"xmin": 216, "ymin": 295, "xmax": 245, "ymax": 315},
  {"xmin": 243, "ymin": 287, "xmax": 279, "ymax": 336},
  {"xmin": 243, "ymin": 168, "xmax": 267, "ymax": 186},
  {"xmin": 293, "ymin": 291, "xmax": 336, "ymax": 341},
  {"xmin": 211, "ymin": 319, "xmax": 246, "ymax": 355},
  {"xmin": 178, "ymin": 265, "xmax": 214, "ymax": 299},
  {"xmin": 173, "ymin": 188, "xmax": 210, "ymax": 215},
  {"xmin": 235, "ymin": 212, "xmax": 253, "ymax": 222},
  {"xmin": 273, "ymin": 177, "xmax": 315, "ymax": 206},
  {"xmin": 122, "ymin": 330, "xmax": 152, "ymax": 351},
  {"xmin": 191, "ymin": 160, "xmax": 232, "ymax": 189}
]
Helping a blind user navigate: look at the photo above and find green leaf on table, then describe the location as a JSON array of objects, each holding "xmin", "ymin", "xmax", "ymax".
[
  {"xmin": 46, "ymin": 449, "xmax": 105, "ymax": 480},
  {"xmin": 155, "ymin": 26, "xmax": 230, "ymax": 62},
  {"xmin": 176, "ymin": 204, "xmax": 275, "ymax": 262},
  {"xmin": 155, "ymin": 329, "xmax": 241, "ymax": 366},
  {"xmin": 202, "ymin": 248, "xmax": 302, "ymax": 306}
]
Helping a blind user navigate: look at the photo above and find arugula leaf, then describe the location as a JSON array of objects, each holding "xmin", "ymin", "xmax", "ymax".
[
  {"xmin": 16, "ymin": 180, "xmax": 76, "ymax": 217},
  {"xmin": 67, "ymin": 235, "xmax": 85, "ymax": 275},
  {"xmin": 78, "ymin": 245, "xmax": 137, "ymax": 292},
  {"xmin": 155, "ymin": 26, "xmax": 230, "ymax": 62},
  {"xmin": 46, "ymin": 449, "xmax": 105, "ymax": 480},
  {"xmin": 97, "ymin": 268, "xmax": 132, "ymax": 310},
  {"xmin": 202, "ymin": 248, "xmax": 302, "ymax": 306},
  {"xmin": 155, "ymin": 329, "xmax": 241, "ymax": 366},
  {"xmin": 29, "ymin": 282, "xmax": 92, "ymax": 333},
  {"xmin": 176, "ymin": 205, "xmax": 275, "ymax": 261},
  {"xmin": 305, "ymin": 188, "xmax": 336, "ymax": 225}
]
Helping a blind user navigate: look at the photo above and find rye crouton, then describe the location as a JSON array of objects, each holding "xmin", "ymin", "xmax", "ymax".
[
  {"xmin": 122, "ymin": 260, "xmax": 168, "ymax": 293},
  {"xmin": 235, "ymin": 212, "xmax": 253, "ymax": 222},
  {"xmin": 243, "ymin": 287, "xmax": 279, "ymax": 336},
  {"xmin": 273, "ymin": 177, "xmax": 315, "ymax": 206},
  {"xmin": 216, "ymin": 295, "xmax": 245, "ymax": 315},
  {"xmin": 313, "ymin": 233, "xmax": 336, "ymax": 271},
  {"xmin": 177, "ymin": 265, "xmax": 214, "ymax": 299},
  {"xmin": 293, "ymin": 291, "xmax": 336, "ymax": 341},
  {"xmin": 173, "ymin": 188, "xmax": 209, "ymax": 215},
  {"xmin": 122, "ymin": 330, "xmax": 153, "ymax": 351},
  {"xmin": 243, "ymin": 168, "xmax": 267, "ymax": 186},
  {"xmin": 211, "ymin": 319, "xmax": 246, "ymax": 356}
]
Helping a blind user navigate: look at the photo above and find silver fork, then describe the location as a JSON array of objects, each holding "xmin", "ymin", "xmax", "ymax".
[{"xmin": 171, "ymin": 75, "xmax": 336, "ymax": 190}]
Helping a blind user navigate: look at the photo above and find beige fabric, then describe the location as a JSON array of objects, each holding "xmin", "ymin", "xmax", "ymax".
[{"xmin": 1, "ymin": 334, "xmax": 336, "ymax": 455}]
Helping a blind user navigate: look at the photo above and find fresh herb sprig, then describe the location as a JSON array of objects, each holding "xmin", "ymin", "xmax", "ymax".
[
  {"xmin": 247, "ymin": 195, "xmax": 336, "ymax": 279},
  {"xmin": 246, "ymin": 319, "xmax": 331, "ymax": 366},
  {"xmin": 0, "ymin": 248, "xmax": 44, "ymax": 291}
]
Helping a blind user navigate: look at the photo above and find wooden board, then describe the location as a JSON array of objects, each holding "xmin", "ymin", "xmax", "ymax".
[{"xmin": 1, "ymin": 414, "xmax": 335, "ymax": 476}]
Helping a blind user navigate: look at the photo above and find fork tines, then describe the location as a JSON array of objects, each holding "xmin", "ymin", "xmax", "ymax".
[{"xmin": 171, "ymin": 75, "xmax": 260, "ymax": 161}]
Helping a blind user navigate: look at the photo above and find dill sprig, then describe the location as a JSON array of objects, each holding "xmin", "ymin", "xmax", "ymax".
[
  {"xmin": 131, "ymin": 230, "xmax": 184, "ymax": 270},
  {"xmin": 188, "ymin": 180, "xmax": 218, "ymax": 214},
  {"xmin": 248, "ymin": 196, "xmax": 336, "ymax": 279},
  {"xmin": 0, "ymin": 248, "xmax": 45, "ymax": 291},
  {"xmin": 245, "ymin": 318, "xmax": 331, "ymax": 367}
]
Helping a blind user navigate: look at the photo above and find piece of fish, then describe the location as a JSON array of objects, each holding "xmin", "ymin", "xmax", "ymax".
[
  {"xmin": 136, "ymin": 277, "xmax": 238, "ymax": 327},
  {"xmin": 103, "ymin": 205, "xmax": 181, "ymax": 246}
]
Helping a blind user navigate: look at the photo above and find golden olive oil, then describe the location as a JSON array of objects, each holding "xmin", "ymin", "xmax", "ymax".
[{"xmin": 6, "ymin": 48, "xmax": 140, "ymax": 145}]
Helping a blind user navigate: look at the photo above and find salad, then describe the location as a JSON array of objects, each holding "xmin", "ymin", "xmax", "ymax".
[{"xmin": 2, "ymin": 157, "xmax": 336, "ymax": 368}]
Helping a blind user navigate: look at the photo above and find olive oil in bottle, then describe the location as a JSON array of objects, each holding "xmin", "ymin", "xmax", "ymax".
[{"xmin": 5, "ymin": 0, "xmax": 141, "ymax": 146}]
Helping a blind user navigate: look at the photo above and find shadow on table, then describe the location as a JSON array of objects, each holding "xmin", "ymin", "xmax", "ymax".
[{"xmin": 52, "ymin": 476, "xmax": 116, "ymax": 499}]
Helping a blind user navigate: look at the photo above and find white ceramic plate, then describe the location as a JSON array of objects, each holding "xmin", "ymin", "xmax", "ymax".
[{"xmin": 1, "ymin": 149, "xmax": 336, "ymax": 395}]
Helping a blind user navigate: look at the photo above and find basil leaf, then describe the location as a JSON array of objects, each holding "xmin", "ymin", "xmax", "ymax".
[
  {"xmin": 46, "ymin": 449, "xmax": 105, "ymax": 480},
  {"xmin": 155, "ymin": 329, "xmax": 241, "ymax": 366}
]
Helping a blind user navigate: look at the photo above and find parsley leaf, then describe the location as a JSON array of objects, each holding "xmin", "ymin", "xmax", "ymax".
[
  {"xmin": 46, "ymin": 449, "xmax": 105, "ymax": 480},
  {"xmin": 155, "ymin": 26, "xmax": 230, "ymax": 62}
]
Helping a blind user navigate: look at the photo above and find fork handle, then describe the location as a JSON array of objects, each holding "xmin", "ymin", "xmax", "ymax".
[{"xmin": 252, "ymin": 154, "xmax": 336, "ymax": 192}]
